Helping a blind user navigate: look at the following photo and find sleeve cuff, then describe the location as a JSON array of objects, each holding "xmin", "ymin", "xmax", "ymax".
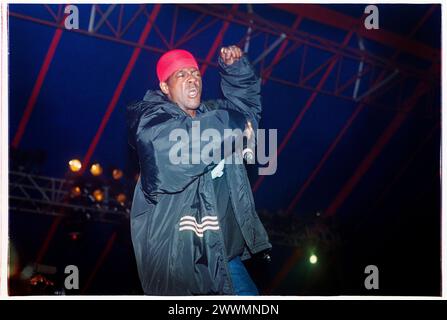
[{"xmin": 218, "ymin": 55, "xmax": 253, "ymax": 75}]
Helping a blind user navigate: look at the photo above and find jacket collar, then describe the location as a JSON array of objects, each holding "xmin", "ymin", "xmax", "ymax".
[{"xmin": 142, "ymin": 90, "xmax": 207, "ymax": 117}]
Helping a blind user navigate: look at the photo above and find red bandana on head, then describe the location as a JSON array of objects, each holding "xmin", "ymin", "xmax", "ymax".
[{"xmin": 156, "ymin": 49, "xmax": 199, "ymax": 83}]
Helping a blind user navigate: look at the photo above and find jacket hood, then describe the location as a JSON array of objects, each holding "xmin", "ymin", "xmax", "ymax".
[
  {"xmin": 127, "ymin": 90, "xmax": 209, "ymax": 149},
  {"xmin": 126, "ymin": 90, "xmax": 183, "ymax": 149}
]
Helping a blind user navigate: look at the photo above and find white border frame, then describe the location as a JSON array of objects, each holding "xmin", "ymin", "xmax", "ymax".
[{"xmin": 0, "ymin": 0, "xmax": 445, "ymax": 300}]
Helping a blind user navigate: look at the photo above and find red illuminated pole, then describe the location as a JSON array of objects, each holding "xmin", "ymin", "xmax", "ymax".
[
  {"xmin": 261, "ymin": 42, "xmax": 301, "ymax": 79},
  {"xmin": 199, "ymin": 4, "xmax": 239, "ymax": 76},
  {"xmin": 142, "ymin": 6, "xmax": 171, "ymax": 50},
  {"xmin": 75, "ymin": 5, "xmax": 161, "ymax": 290},
  {"xmin": 299, "ymin": 55, "xmax": 334, "ymax": 86},
  {"xmin": 35, "ymin": 216, "xmax": 63, "ymax": 264},
  {"xmin": 253, "ymin": 31, "xmax": 354, "ymax": 193},
  {"xmin": 268, "ymin": 80, "xmax": 432, "ymax": 293},
  {"xmin": 284, "ymin": 73, "xmax": 404, "ymax": 215},
  {"xmin": 10, "ymin": 9, "xmax": 409, "ymax": 109},
  {"xmin": 262, "ymin": 16, "xmax": 302, "ymax": 85},
  {"xmin": 117, "ymin": 5, "xmax": 124, "ymax": 35},
  {"xmin": 174, "ymin": 14, "xmax": 206, "ymax": 47},
  {"xmin": 181, "ymin": 4, "xmax": 437, "ymax": 81},
  {"xmin": 14, "ymin": 9, "xmax": 70, "ymax": 262},
  {"xmin": 265, "ymin": 248, "xmax": 302, "ymax": 294},
  {"xmin": 324, "ymin": 80, "xmax": 431, "ymax": 217},
  {"xmin": 119, "ymin": 5, "xmax": 145, "ymax": 38},
  {"xmin": 334, "ymin": 65, "xmax": 372, "ymax": 96},
  {"xmin": 11, "ymin": 7, "xmax": 69, "ymax": 148},
  {"xmin": 285, "ymin": 5, "xmax": 437, "ymax": 214},
  {"xmin": 272, "ymin": 7, "xmax": 438, "ymax": 293},
  {"xmin": 34, "ymin": 5, "xmax": 161, "ymax": 265},
  {"xmin": 10, "ymin": 6, "xmax": 436, "ymax": 88},
  {"xmin": 271, "ymin": 4, "xmax": 439, "ymax": 62},
  {"xmin": 43, "ymin": 4, "xmax": 58, "ymax": 22},
  {"xmin": 170, "ymin": 6, "xmax": 178, "ymax": 48},
  {"xmin": 94, "ymin": 4, "xmax": 118, "ymax": 37},
  {"xmin": 81, "ymin": 232, "xmax": 117, "ymax": 294},
  {"xmin": 81, "ymin": 4, "xmax": 161, "ymax": 172}
]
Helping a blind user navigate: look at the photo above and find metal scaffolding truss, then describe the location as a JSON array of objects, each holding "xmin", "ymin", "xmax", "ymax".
[
  {"xmin": 9, "ymin": 170, "xmax": 331, "ymax": 247},
  {"xmin": 9, "ymin": 171, "xmax": 129, "ymax": 224},
  {"xmin": 264, "ymin": 222, "xmax": 341, "ymax": 248},
  {"xmin": 9, "ymin": 4, "xmax": 439, "ymax": 114}
]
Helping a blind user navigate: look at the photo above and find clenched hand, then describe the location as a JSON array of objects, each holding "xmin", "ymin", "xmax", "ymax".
[{"xmin": 220, "ymin": 45, "xmax": 243, "ymax": 65}]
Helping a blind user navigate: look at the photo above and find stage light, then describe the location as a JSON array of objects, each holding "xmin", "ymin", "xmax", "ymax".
[
  {"xmin": 90, "ymin": 163, "xmax": 103, "ymax": 176},
  {"xmin": 309, "ymin": 254, "xmax": 318, "ymax": 264},
  {"xmin": 69, "ymin": 232, "xmax": 80, "ymax": 241},
  {"xmin": 68, "ymin": 159, "xmax": 82, "ymax": 172},
  {"xmin": 92, "ymin": 189, "xmax": 104, "ymax": 202},
  {"xmin": 70, "ymin": 186, "xmax": 81, "ymax": 197},
  {"xmin": 112, "ymin": 169, "xmax": 123, "ymax": 180},
  {"xmin": 116, "ymin": 193, "xmax": 126, "ymax": 204},
  {"xmin": 30, "ymin": 274, "xmax": 54, "ymax": 287}
]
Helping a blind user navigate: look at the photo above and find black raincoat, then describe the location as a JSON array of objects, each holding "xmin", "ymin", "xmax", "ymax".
[{"xmin": 127, "ymin": 56, "xmax": 271, "ymax": 295}]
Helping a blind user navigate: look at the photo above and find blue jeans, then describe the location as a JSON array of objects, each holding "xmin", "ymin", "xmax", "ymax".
[{"xmin": 227, "ymin": 256, "xmax": 259, "ymax": 296}]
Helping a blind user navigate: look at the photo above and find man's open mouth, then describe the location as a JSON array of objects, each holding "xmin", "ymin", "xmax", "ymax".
[{"xmin": 187, "ymin": 88, "xmax": 198, "ymax": 98}]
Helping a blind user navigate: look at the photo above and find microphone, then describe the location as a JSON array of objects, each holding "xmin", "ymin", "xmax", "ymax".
[
  {"xmin": 242, "ymin": 147, "xmax": 255, "ymax": 162},
  {"xmin": 242, "ymin": 121, "xmax": 255, "ymax": 163}
]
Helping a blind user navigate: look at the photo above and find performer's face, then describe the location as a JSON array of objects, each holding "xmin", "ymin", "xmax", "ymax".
[{"xmin": 160, "ymin": 67, "xmax": 202, "ymax": 117}]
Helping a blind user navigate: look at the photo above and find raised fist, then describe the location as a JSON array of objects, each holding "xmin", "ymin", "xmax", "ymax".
[{"xmin": 220, "ymin": 45, "xmax": 243, "ymax": 65}]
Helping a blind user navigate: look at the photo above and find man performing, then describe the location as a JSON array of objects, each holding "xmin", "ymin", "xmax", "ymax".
[{"xmin": 127, "ymin": 45, "xmax": 271, "ymax": 295}]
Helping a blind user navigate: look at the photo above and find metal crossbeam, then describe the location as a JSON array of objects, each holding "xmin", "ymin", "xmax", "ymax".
[
  {"xmin": 9, "ymin": 171, "xmax": 129, "ymax": 224},
  {"xmin": 284, "ymin": 4, "xmax": 438, "ymax": 215},
  {"xmin": 8, "ymin": 5, "xmax": 436, "ymax": 109},
  {"xmin": 253, "ymin": 30, "xmax": 355, "ymax": 193},
  {"xmin": 93, "ymin": 4, "xmax": 117, "ymax": 33},
  {"xmin": 271, "ymin": 4, "xmax": 440, "ymax": 62},
  {"xmin": 181, "ymin": 4, "xmax": 438, "ymax": 81}
]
